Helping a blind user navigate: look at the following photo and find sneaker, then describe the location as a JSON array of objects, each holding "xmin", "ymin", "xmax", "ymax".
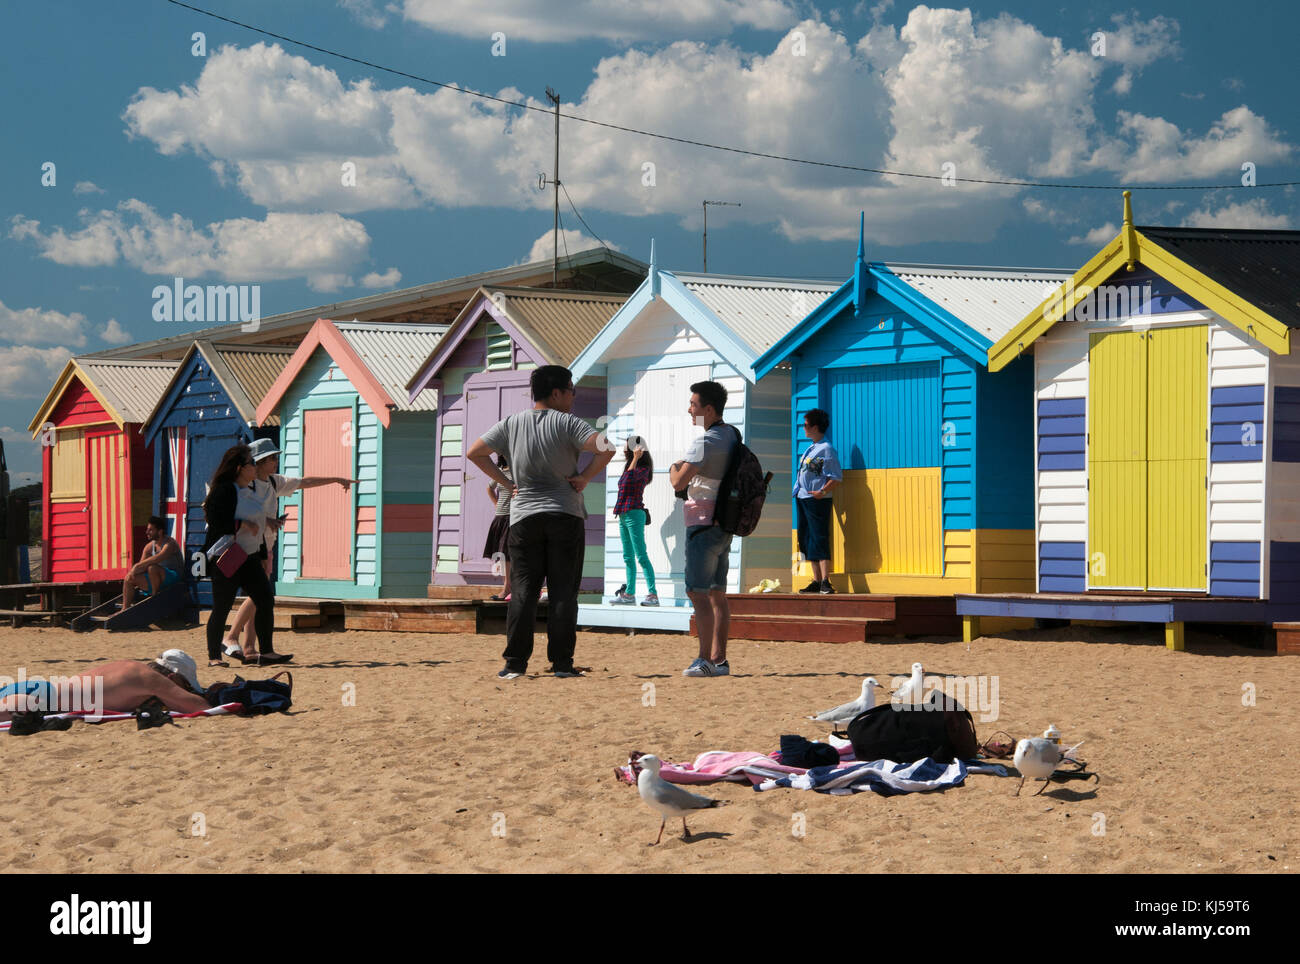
[
  {"xmin": 497, "ymin": 667, "xmax": 524, "ymax": 680},
  {"xmin": 610, "ymin": 590, "xmax": 636, "ymax": 605},
  {"xmin": 819, "ymin": 580, "xmax": 836, "ymax": 594},
  {"xmin": 552, "ymin": 666, "xmax": 586, "ymax": 678},
  {"xmin": 798, "ymin": 580, "xmax": 822, "ymax": 593},
  {"xmin": 683, "ymin": 657, "xmax": 718, "ymax": 677},
  {"xmin": 713, "ymin": 660, "xmax": 731, "ymax": 676},
  {"xmin": 641, "ymin": 592, "xmax": 660, "ymax": 607}
]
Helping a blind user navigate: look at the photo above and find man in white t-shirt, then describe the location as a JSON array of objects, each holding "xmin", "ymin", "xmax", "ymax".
[{"xmin": 222, "ymin": 437, "xmax": 356, "ymax": 660}]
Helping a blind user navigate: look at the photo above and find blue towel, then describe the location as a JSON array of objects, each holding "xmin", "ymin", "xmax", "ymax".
[{"xmin": 754, "ymin": 757, "xmax": 1007, "ymax": 795}]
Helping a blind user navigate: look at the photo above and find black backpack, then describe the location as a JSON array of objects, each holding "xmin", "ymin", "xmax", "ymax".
[
  {"xmin": 205, "ymin": 672, "xmax": 293, "ymax": 715},
  {"xmin": 847, "ymin": 690, "xmax": 979, "ymax": 764},
  {"xmin": 714, "ymin": 426, "xmax": 773, "ymax": 537}
]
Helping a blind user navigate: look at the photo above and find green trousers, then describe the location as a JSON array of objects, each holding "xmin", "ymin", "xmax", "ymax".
[{"xmin": 618, "ymin": 509, "xmax": 657, "ymax": 595}]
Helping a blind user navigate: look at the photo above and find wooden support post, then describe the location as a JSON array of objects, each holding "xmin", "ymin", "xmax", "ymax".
[
  {"xmin": 962, "ymin": 614, "xmax": 980, "ymax": 643},
  {"xmin": 1165, "ymin": 621, "xmax": 1185, "ymax": 652}
]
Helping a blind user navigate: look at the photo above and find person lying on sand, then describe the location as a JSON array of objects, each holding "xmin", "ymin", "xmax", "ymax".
[{"xmin": 0, "ymin": 650, "xmax": 212, "ymax": 723}]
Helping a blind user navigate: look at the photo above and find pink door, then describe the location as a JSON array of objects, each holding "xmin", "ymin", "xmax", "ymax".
[
  {"xmin": 461, "ymin": 378, "xmax": 532, "ymax": 574},
  {"xmin": 301, "ymin": 408, "xmax": 353, "ymax": 580}
]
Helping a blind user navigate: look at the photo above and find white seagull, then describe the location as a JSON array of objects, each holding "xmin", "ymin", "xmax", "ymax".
[
  {"xmin": 807, "ymin": 677, "xmax": 880, "ymax": 727},
  {"xmin": 636, "ymin": 754, "xmax": 729, "ymax": 845},
  {"xmin": 1013, "ymin": 738, "xmax": 1086, "ymax": 796},
  {"xmin": 892, "ymin": 662, "xmax": 925, "ymax": 704}
]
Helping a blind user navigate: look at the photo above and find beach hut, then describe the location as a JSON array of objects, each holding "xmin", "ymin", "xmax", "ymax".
[
  {"xmin": 752, "ymin": 221, "xmax": 1071, "ymax": 598},
  {"xmin": 27, "ymin": 357, "xmax": 179, "ymax": 583},
  {"xmin": 141, "ymin": 341, "xmax": 293, "ymax": 601},
  {"xmin": 960, "ymin": 193, "xmax": 1300, "ymax": 647},
  {"xmin": 254, "ymin": 320, "xmax": 448, "ymax": 599},
  {"xmin": 567, "ymin": 247, "xmax": 839, "ymax": 629},
  {"xmin": 405, "ymin": 286, "xmax": 628, "ymax": 593}
]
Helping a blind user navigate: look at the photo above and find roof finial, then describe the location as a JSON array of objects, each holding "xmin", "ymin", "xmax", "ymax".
[
  {"xmin": 1121, "ymin": 190, "xmax": 1138, "ymax": 272},
  {"xmin": 856, "ymin": 211, "xmax": 865, "ymax": 263},
  {"xmin": 853, "ymin": 213, "xmax": 870, "ymax": 316},
  {"xmin": 649, "ymin": 238, "xmax": 660, "ymax": 299}
]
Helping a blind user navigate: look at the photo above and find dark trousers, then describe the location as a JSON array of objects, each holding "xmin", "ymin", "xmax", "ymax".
[
  {"xmin": 207, "ymin": 554, "xmax": 275, "ymax": 660},
  {"xmin": 503, "ymin": 512, "xmax": 585, "ymax": 671}
]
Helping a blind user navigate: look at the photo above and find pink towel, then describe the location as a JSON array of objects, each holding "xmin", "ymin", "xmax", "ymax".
[{"xmin": 615, "ymin": 744, "xmax": 857, "ymax": 787}]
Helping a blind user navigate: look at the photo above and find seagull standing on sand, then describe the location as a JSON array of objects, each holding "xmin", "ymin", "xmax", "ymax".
[
  {"xmin": 1014, "ymin": 738, "xmax": 1086, "ymax": 795},
  {"xmin": 807, "ymin": 677, "xmax": 880, "ymax": 727},
  {"xmin": 636, "ymin": 754, "xmax": 729, "ymax": 845},
  {"xmin": 892, "ymin": 662, "xmax": 925, "ymax": 705}
]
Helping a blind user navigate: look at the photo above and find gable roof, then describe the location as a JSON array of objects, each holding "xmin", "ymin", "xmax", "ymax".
[
  {"xmin": 752, "ymin": 218, "xmax": 1070, "ymax": 380},
  {"xmin": 988, "ymin": 193, "xmax": 1298, "ymax": 370},
  {"xmin": 92, "ymin": 248, "xmax": 646, "ymax": 361},
  {"xmin": 569, "ymin": 243, "xmax": 838, "ymax": 383},
  {"xmin": 29, "ymin": 357, "xmax": 179, "ymax": 434},
  {"xmin": 255, "ymin": 320, "xmax": 448, "ymax": 429},
  {"xmin": 142, "ymin": 341, "xmax": 295, "ymax": 445},
  {"xmin": 405, "ymin": 286, "xmax": 628, "ymax": 398}
]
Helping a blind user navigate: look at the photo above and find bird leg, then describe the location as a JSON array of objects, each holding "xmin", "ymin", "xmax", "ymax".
[
  {"xmin": 681, "ymin": 818, "xmax": 691, "ymax": 840},
  {"xmin": 1033, "ymin": 777, "xmax": 1050, "ymax": 796},
  {"xmin": 1015, "ymin": 776, "xmax": 1025, "ymax": 796},
  {"xmin": 652, "ymin": 819, "xmax": 665, "ymax": 846}
]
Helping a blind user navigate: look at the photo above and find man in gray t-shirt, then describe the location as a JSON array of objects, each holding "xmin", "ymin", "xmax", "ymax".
[{"xmin": 468, "ymin": 365, "xmax": 614, "ymax": 680}]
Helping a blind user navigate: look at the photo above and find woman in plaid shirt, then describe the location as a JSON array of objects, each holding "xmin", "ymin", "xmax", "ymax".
[{"xmin": 611, "ymin": 436, "xmax": 659, "ymax": 606}]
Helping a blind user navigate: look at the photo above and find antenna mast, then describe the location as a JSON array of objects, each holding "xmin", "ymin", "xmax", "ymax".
[{"xmin": 702, "ymin": 200, "xmax": 741, "ymax": 272}]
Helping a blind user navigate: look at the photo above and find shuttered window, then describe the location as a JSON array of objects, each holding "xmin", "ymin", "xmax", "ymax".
[
  {"xmin": 50, "ymin": 428, "xmax": 86, "ymax": 501},
  {"xmin": 486, "ymin": 322, "xmax": 513, "ymax": 371}
]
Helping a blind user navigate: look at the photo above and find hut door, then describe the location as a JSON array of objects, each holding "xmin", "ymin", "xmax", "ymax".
[
  {"xmin": 162, "ymin": 427, "xmax": 188, "ymax": 552},
  {"xmin": 1087, "ymin": 327, "xmax": 1206, "ymax": 591},
  {"xmin": 86, "ymin": 431, "xmax": 130, "ymax": 576},
  {"xmin": 301, "ymin": 408, "xmax": 354, "ymax": 580},
  {"xmin": 462, "ymin": 379, "xmax": 532, "ymax": 572}
]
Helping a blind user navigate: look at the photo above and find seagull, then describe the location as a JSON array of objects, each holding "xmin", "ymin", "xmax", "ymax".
[
  {"xmin": 636, "ymin": 754, "xmax": 729, "ymax": 845},
  {"xmin": 1014, "ymin": 738, "xmax": 1086, "ymax": 796},
  {"xmin": 807, "ymin": 677, "xmax": 880, "ymax": 727},
  {"xmin": 892, "ymin": 662, "xmax": 925, "ymax": 705}
]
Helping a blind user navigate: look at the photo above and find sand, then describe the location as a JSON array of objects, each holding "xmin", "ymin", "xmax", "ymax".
[{"xmin": 0, "ymin": 621, "xmax": 1295, "ymax": 873}]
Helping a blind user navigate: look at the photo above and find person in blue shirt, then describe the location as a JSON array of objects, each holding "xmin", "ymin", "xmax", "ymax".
[{"xmin": 795, "ymin": 408, "xmax": 842, "ymax": 594}]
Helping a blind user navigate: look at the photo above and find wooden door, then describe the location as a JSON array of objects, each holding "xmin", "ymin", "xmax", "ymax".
[
  {"xmin": 86, "ymin": 431, "xmax": 130, "ymax": 576},
  {"xmin": 1087, "ymin": 330, "xmax": 1147, "ymax": 589},
  {"xmin": 461, "ymin": 379, "xmax": 531, "ymax": 572},
  {"xmin": 301, "ymin": 408, "xmax": 354, "ymax": 580}
]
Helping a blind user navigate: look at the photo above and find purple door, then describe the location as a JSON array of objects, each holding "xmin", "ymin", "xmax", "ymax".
[{"xmin": 461, "ymin": 375, "xmax": 532, "ymax": 575}]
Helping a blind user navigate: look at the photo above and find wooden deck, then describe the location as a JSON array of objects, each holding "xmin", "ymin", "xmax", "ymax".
[
  {"xmin": 693, "ymin": 593, "xmax": 960, "ymax": 644},
  {"xmin": 0, "ymin": 579, "xmax": 123, "ymax": 627}
]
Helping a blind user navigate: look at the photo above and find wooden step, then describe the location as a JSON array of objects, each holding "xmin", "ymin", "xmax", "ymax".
[
  {"xmin": 426, "ymin": 584, "xmax": 497, "ymax": 600},
  {"xmin": 342, "ymin": 599, "xmax": 477, "ymax": 634},
  {"xmin": 704, "ymin": 614, "xmax": 896, "ymax": 644},
  {"xmin": 1275, "ymin": 623, "xmax": 1300, "ymax": 656},
  {"xmin": 725, "ymin": 592, "xmax": 900, "ymax": 620}
]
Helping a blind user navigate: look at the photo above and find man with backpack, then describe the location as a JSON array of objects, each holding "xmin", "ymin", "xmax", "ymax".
[{"xmin": 669, "ymin": 380, "xmax": 737, "ymax": 678}]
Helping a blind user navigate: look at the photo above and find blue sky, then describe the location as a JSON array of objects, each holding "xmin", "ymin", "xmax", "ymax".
[{"xmin": 1, "ymin": 0, "xmax": 1295, "ymax": 483}]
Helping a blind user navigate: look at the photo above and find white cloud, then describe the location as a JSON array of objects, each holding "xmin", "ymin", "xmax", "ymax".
[
  {"xmin": 519, "ymin": 228, "xmax": 617, "ymax": 265},
  {"xmin": 1181, "ymin": 198, "xmax": 1292, "ymax": 229},
  {"xmin": 340, "ymin": 0, "xmax": 391, "ymax": 29},
  {"xmin": 360, "ymin": 267, "xmax": 402, "ymax": 288},
  {"xmin": 99, "ymin": 318, "xmax": 132, "ymax": 344},
  {"xmin": 0, "ymin": 299, "xmax": 91, "ymax": 347},
  {"xmin": 398, "ymin": 0, "xmax": 798, "ymax": 43},
  {"xmin": 1087, "ymin": 106, "xmax": 1293, "ymax": 182},
  {"xmin": 116, "ymin": 15, "xmax": 1294, "ymax": 248},
  {"xmin": 1100, "ymin": 14, "xmax": 1180, "ymax": 96},
  {"xmin": 0, "ymin": 345, "xmax": 74, "ymax": 400},
  {"xmin": 73, "ymin": 180, "xmax": 105, "ymax": 195},
  {"xmin": 10, "ymin": 200, "xmax": 374, "ymax": 290},
  {"xmin": 1067, "ymin": 222, "xmax": 1118, "ymax": 245},
  {"xmin": 307, "ymin": 273, "xmax": 355, "ymax": 292}
]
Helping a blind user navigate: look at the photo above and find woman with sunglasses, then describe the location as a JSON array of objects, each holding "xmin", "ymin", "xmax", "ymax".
[{"xmin": 200, "ymin": 445, "xmax": 289, "ymax": 667}]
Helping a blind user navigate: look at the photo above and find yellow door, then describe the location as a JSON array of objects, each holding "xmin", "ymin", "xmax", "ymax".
[
  {"xmin": 1087, "ymin": 326, "xmax": 1207, "ymax": 591},
  {"xmin": 1146, "ymin": 326, "xmax": 1207, "ymax": 590},
  {"xmin": 832, "ymin": 467, "xmax": 941, "ymax": 575},
  {"xmin": 1088, "ymin": 331, "xmax": 1147, "ymax": 589}
]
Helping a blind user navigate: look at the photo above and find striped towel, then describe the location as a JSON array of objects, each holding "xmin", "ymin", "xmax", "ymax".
[
  {"xmin": 754, "ymin": 757, "xmax": 1007, "ymax": 795},
  {"xmin": 0, "ymin": 703, "xmax": 244, "ymax": 732}
]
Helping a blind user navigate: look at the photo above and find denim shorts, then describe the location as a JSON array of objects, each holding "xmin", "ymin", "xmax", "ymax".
[{"xmin": 684, "ymin": 524, "xmax": 733, "ymax": 592}]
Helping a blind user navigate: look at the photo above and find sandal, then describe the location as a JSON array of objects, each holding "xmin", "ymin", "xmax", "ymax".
[{"xmin": 208, "ymin": 659, "xmax": 229, "ymax": 668}]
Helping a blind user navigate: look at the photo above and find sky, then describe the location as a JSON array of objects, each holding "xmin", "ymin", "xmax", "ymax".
[{"xmin": 1, "ymin": 0, "xmax": 1296, "ymax": 483}]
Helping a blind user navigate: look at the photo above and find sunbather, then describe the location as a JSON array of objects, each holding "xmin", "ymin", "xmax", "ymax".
[{"xmin": 0, "ymin": 650, "xmax": 211, "ymax": 722}]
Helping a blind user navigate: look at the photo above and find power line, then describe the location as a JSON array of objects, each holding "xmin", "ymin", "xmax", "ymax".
[
  {"xmin": 560, "ymin": 183, "xmax": 611, "ymax": 252},
  {"xmin": 162, "ymin": 0, "xmax": 1300, "ymax": 192}
]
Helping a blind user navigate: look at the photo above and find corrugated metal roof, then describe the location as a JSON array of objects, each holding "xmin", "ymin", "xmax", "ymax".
[
  {"xmin": 673, "ymin": 273, "xmax": 840, "ymax": 355},
  {"xmin": 211, "ymin": 344, "xmax": 294, "ymax": 427},
  {"xmin": 882, "ymin": 263, "xmax": 1073, "ymax": 342},
  {"xmin": 1138, "ymin": 226, "xmax": 1300, "ymax": 328},
  {"xmin": 483, "ymin": 287, "xmax": 628, "ymax": 365},
  {"xmin": 334, "ymin": 322, "xmax": 449, "ymax": 411},
  {"xmin": 76, "ymin": 358, "xmax": 180, "ymax": 424}
]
